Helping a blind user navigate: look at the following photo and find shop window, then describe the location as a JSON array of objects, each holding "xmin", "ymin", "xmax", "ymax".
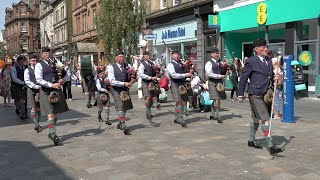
[
  {"xmin": 160, "ymin": 0, "xmax": 167, "ymax": 10},
  {"xmin": 296, "ymin": 19, "xmax": 318, "ymax": 41}
]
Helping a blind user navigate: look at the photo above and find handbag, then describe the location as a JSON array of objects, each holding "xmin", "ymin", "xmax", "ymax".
[{"xmin": 200, "ymin": 91, "xmax": 213, "ymax": 105}]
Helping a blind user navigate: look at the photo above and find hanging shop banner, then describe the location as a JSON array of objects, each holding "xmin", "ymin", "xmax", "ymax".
[
  {"xmin": 298, "ymin": 51, "xmax": 312, "ymax": 66},
  {"xmin": 208, "ymin": 15, "xmax": 220, "ymax": 29},
  {"xmin": 257, "ymin": 3, "xmax": 267, "ymax": 25}
]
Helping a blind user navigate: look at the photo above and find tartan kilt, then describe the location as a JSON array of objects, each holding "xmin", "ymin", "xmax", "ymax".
[
  {"xmin": 96, "ymin": 91, "xmax": 111, "ymax": 111},
  {"xmin": 110, "ymin": 89, "xmax": 133, "ymax": 111},
  {"xmin": 248, "ymin": 95, "xmax": 271, "ymax": 121},
  {"xmin": 82, "ymin": 77, "xmax": 96, "ymax": 93},
  {"xmin": 39, "ymin": 89, "xmax": 69, "ymax": 115},
  {"xmin": 170, "ymin": 82, "xmax": 188, "ymax": 103},
  {"xmin": 27, "ymin": 88, "xmax": 40, "ymax": 109},
  {"xmin": 208, "ymin": 80, "xmax": 220, "ymax": 100},
  {"xmin": 141, "ymin": 81, "xmax": 151, "ymax": 99}
]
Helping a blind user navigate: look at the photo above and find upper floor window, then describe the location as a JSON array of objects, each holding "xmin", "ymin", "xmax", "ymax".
[
  {"xmin": 160, "ymin": 0, "xmax": 167, "ymax": 10},
  {"xmin": 173, "ymin": 0, "xmax": 181, "ymax": 6},
  {"xmin": 20, "ymin": 7, "xmax": 25, "ymax": 15},
  {"xmin": 82, "ymin": 13, "xmax": 87, "ymax": 32},
  {"xmin": 93, "ymin": 8, "xmax": 96, "ymax": 29},
  {"xmin": 61, "ymin": 6, "xmax": 65, "ymax": 20},
  {"xmin": 55, "ymin": 10, "xmax": 59, "ymax": 23},
  {"xmin": 21, "ymin": 22, "xmax": 27, "ymax": 32},
  {"xmin": 76, "ymin": 16, "xmax": 80, "ymax": 34}
]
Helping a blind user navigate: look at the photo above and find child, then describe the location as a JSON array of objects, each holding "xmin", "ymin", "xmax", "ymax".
[{"xmin": 96, "ymin": 69, "xmax": 112, "ymax": 125}]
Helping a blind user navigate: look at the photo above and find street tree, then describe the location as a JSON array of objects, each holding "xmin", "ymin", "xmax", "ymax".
[
  {"xmin": 95, "ymin": 0, "xmax": 146, "ymax": 63},
  {"xmin": 0, "ymin": 42, "xmax": 6, "ymax": 60}
]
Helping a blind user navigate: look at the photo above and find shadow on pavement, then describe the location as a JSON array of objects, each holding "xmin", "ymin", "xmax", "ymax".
[
  {"xmin": 129, "ymin": 122, "xmax": 161, "ymax": 133},
  {"xmin": 0, "ymin": 141, "xmax": 73, "ymax": 179},
  {"xmin": 220, "ymin": 113, "xmax": 243, "ymax": 121},
  {"xmin": 60, "ymin": 126, "xmax": 105, "ymax": 143}
]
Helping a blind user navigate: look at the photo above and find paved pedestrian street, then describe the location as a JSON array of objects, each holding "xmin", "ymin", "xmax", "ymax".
[{"xmin": 1, "ymin": 87, "xmax": 320, "ymax": 180}]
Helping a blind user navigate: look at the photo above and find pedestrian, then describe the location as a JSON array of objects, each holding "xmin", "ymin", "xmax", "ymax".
[
  {"xmin": 238, "ymin": 39, "xmax": 284, "ymax": 155},
  {"xmin": 11, "ymin": 55, "xmax": 28, "ymax": 119},
  {"xmin": 107, "ymin": 50, "xmax": 134, "ymax": 135},
  {"xmin": 167, "ymin": 50, "xmax": 192, "ymax": 127},
  {"xmin": 96, "ymin": 68, "xmax": 112, "ymax": 125},
  {"xmin": 205, "ymin": 47, "xmax": 226, "ymax": 123},
  {"xmin": 24, "ymin": 54, "xmax": 42, "ymax": 132},
  {"xmin": 272, "ymin": 51, "xmax": 283, "ymax": 120},
  {"xmin": 63, "ymin": 64, "xmax": 72, "ymax": 101},
  {"xmin": 35, "ymin": 46, "xmax": 69, "ymax": 145},
  {"xmin": 1, "ymin": 61, "xmax": 12, "ymax": 107},
  {"xmin": 80, "ymin": 61, "xmax": 96, "ymax": 108},
  {"xmin": 229, "ymin": 57, "xmax": 242, "ymax": 100},
  {"xmin": 137, "ymin": 51, "xmax": 159, "ymax": 127}
]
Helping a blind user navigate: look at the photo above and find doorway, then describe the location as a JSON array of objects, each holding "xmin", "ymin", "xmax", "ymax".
[{"xmin": 242, "ymin": 42, "xmax": 253, "ymax": 60}]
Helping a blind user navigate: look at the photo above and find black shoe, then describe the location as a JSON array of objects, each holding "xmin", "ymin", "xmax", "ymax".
[
  {"xmin": 87, "ymin": 104, "xmax": 92, "ymax": 108},
  {"xmin": 93, "ymin": 101, "xmax": 97, "ymax": 106},
  {"xmin": 98, "ymin": 115, "xmax": 103, "ymax": 122},
  {"xmin": 20, "ymin": 116, "xmax": 25, "ymax": 120},
  {"xmin": 146, "ymin": 114, "xmax": 152, "ymax": 120},
  {"xmin": 248, "ymin": 141, "xmax": 263, "ymax": 149},
  {"xmin": 216, "ymin": 114, "xmax": 223, "ymax": 123},
  {"xmin": 15, "ymin": 109, "xmax": 20, "ymax": 115},
  {"xmin": 48, "ymin": 133, "xmax": 60, "ymax": 146},
  {"xmin": 269, "ymin": 145, "xmax": 284, "ymax": 155},
  {"xmin": 174, "ymin": 119, "xmax": 180, "ymax": 124},
  {"xmin": 34, "ymin": 125, "xmax": 43, "ymax": 133},
  {"xmin": 180, "ymin": 120, "xmax": 187, "ymax": 127},
  {"xmin": 120, "ymin": 123, "xmax": 130, "ymax": 135},
  {"xmin": 105, "ymin": 120, "xmax": 112, "ymax": 125}
]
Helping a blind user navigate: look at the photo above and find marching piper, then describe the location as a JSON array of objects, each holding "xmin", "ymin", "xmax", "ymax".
[
  {"xmin": 167, "ymin": 50, "xmax": 192, "ymax": 127},
  {"xmin": 238, "ymin": 39, "xmax": 284, "ymax": 155},
  {"xmin": 35, "ymin": 47, "xmax": 69, "ymax": 145},
  {"xmin": 24, "ymin": 54, "xmax": 42, "ymax": 132},
  {"xmin": 96, "ymin": 68, "xmax": 112, "ymax": 125}
]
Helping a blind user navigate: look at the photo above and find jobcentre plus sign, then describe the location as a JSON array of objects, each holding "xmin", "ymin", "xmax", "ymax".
[{"xmin": 162, "ymin": 27, "xmax": 186, "ymax": 40}]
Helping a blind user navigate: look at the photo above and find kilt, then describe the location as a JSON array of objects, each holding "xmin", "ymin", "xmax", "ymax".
[
  {"xmin": 27, "ymin": 88, "xmax": 40, "ymax": 109},
  {"xmin": 170, "ymin": 82, "xmax": 188, "ymax": 103},
  {"xmin": 208, "ymin": 80, "xmax": 220, "ymax": 100},
  {"xmin": 10, "ymin": 85, "xmax": 23, "ymax": 100},
  {"xmin": 141, "ymin": 81, "xmax": 157, "ymax": 99},
  {"xmin": 82, "ymin": 76, "xmax": 96, "ymax": 93},
  {"xmin": 248, "ymin": 95, "xmax": 271, "ymax": 121},
  {"xmin": 96, "ymin": 91, "xmax": 111, "ymax": 111},
  {"xmin": 39, "ymin": 89, "xmax": 69, "ymax": 115},
  {"xmin": 110, "ymin": 89, "xmax": 133, "ymax": 111}
]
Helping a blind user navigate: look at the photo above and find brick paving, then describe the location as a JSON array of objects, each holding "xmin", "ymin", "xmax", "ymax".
[{"xmin": 1, "ymin": 87, "xmax": 320, "ymax": 180}]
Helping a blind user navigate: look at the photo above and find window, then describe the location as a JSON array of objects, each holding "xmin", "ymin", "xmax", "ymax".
[
  {"xmin": 21, "ymin": 22, "xmax": 27, "ymax": 32},
  {"xmin": 20, "ymin": 7, "xmax": 25, "ymax": 15},
  {"xmin": 173, "ymin": 0, "xmax": 181, "ymax": 6},
  {"xmin": 160, "ymin": 0, "xmax": 167, "ymax": 10},
  {"xmin": 61, "ymin": 6, "xmax": 65, "ymax": 20},
  {"xmin": 55, "ymin": 10, "xmax": 59, "ymax": 23},
  {"xmin": 82, "ymin": 13, "xmax": 87, "ymax": 32},
  {"xmin": 61, "ymin": 26, "xmax": 65, "ymax": 42},
  {"xmin": 56, "ymin": 29, "xmax": 60, "ymax": 43},
  {"xmin": 21, "ymin": 39, "xmax": 27, "ymax": 49},
  {"xmin": 93, "ymin": 8, "xmax": 96, "ymax": 29},
  {"xmin": 76, "ymin": 16, "xmax": 80, "ymax": 34}
]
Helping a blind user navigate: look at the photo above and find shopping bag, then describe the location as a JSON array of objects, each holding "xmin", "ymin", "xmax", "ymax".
[
  {"xmin": 159, "ymin": 88, "xmax": 167, "ymax": 102},
  {"xmin": 200, "ymin": 91, "xmax": 213, "ymax": 105}
]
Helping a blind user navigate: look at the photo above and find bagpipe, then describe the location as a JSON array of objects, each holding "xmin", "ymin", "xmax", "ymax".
[
  {"xmin": 148, "ymin": 62, "xmax": 162, "ymax": 96},
  {"xmin": 48, "ymin": 60, "xmax": 67, "ymax": 104},
  {"xmin": 120, "ymin": 63, "xmax": 137, "ymax": 103}
]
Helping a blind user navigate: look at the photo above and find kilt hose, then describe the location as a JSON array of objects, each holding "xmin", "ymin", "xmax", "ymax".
[
  {"xmin": 110, "ymin": 89, "xmax": 133, "ymax": 111},
  {"xmin": 96, "ymin": 91, "xmax": 111, "ymax": 111},
  {"xmin": 27, "ymin": 88, "xmax": 40, "ymax": 109},
  {"xmin": 208, "ymin": 80, "xmax": 220, "ymax": 100},
  {"xmin": 170, "ymin": 82, "xmax": 188, "ymax": 103},
  {"xmin": 39, "ymin": 89, "xmax": 69, "ymax": 115},
  {"xmin": 248, "ymin": 95, "xmax": 272, "ymax": 121},
  {"xmin": 141, "ymin": 81, "xmax": 152, "ymax": 99}
]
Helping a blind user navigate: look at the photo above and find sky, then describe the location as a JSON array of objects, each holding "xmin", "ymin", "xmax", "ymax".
[{"xmin": 0, "ymin": 0, "xmax": 20, "ymax": 30}]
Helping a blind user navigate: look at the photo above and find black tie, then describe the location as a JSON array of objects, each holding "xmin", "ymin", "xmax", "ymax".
[
  {"xmin": 263, "ymin": 59, "xmax": 268, "ymax": 66},
  {"xmin": 120, "ymin": 64, "xmax": 124, "ymax": 72}
]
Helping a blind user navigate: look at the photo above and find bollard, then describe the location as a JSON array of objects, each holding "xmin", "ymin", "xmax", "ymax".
[{"xmin": 282, "ymin": 55, "xmax": 295, "ymax": 123}]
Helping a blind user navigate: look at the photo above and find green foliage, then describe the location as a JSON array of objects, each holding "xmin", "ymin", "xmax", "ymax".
[
  {"xmin": 0, "ymin": 42, "xmax": 6, "ymax": 59},
  {"xmin": 95, "ymin": 0, "xmax": 146, "ymax": 63}
]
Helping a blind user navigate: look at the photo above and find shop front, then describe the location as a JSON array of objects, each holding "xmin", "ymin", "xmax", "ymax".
[
  {"xmin": 152, "ymin": 20, "xmax": 198, "ymax": 67},
  {"xmin": 213, "ymin": 0, "xmax": 320, "ymax": 97}
]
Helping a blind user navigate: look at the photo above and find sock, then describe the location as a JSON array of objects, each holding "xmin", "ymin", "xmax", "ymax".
[
  {"xmin": 36, "ymin": 111, "xmax": 40, "ymax": 125},
  {"xmin": 249, "ymin": 122, "xmax": 259, "ymax": 141},
  {"xmin": 145, "ymin": 101, "xmax": 151, "ymax": 116},
  {"xmin": 261, "ymin": 124, "xmax": 273, "ymax": 148},
  {"xmin": 175, "ymin": 105, "xmax": 184, "ymax": 121},
  {"xmin": 31, "ymin": 111, "xmax": 38, "ymax": 126},
  {"xmin": 85, "ymin": 93, "xmax": 90, "ymax": 105},
  {"xmin": 104, "ymin": 107, "xmax": 110, "ymax": 121},
  {"xmin": 118, "ymin": 111, "xmax": 125, "ymax": 123},
  {"xmin": 47, "ymin": 118, "xmax": 56, "ymax": 134}
]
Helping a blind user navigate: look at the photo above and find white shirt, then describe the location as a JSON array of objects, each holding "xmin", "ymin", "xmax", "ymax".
[
  {"xmin": 24, "ymin": 66, "xmax": 40, "ymax": 89},
  {"xmin": 11, "ymin": 64, "xmax": 26, "ymax": 85},
  {"xmin": 96, "ymin": 77, "xmax": 108, "ymax": 93},
  {"xmin": 35, "ymin": 59, "xmax": 65, "ymax": 88},
  {"xmin": 258, "ymin": 55, "xmax": 268, "ymax": 65},
  {"xmin": 191, "ymin": 76, "xmax": 202, "ymax": 93},
  {"xmin": 137, "ymin": 60, "xmax": 152, "ymax": 80},
  {"xmin": 205, "ymin": 58, "xmax": 222, "ymax": 79},
  {"xmin": 167, "ymin": 60, "xmax": 186, "ymax": 79},
  {"xmin": 107, "ymin": 63, "xmax": 127, "ymax": 87}
]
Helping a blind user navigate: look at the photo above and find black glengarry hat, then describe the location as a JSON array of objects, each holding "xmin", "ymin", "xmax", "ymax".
[
  {"xmin": 42, "ymin": 46, "xmax": 51, "ymax": 52},
  {"xmin": 115, "ymin": 50, "xmax": 124, "ymax": 56},
  {"xmin": 142, "ymin": 51, "xmax": 150, "ymax": 55},
  {"xmin": 210, "ymin": 47, "xmax": 219, "ymax": 53},
  {"xmin": 253, "ymin": 39, "xmax": 267, "ymax": 48},
  {"xmin": 171, "ymin": 50, "xmax": 180, "ymax": 54}
]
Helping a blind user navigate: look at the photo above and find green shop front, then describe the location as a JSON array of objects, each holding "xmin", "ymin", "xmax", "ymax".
[{"xmin": 213, "ymin": 0, "xmax": 320, "ymax": 97}]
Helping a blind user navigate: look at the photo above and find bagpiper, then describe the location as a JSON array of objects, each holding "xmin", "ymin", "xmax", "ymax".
[
  {"xmin": 238, "ymin": 39, "xmax": 284, "ymax": 155},
  {"xmin": 107, "ymin": 50, "xmax": 135, "ymax": 135},
  {"xmin": 24, "ymin": 54, "xmax": 42, "ymax": 132},
  {"xmin": 204, "ymin": 47, "xmax": 226, "ymax": 123},
  {"xmin": 11, "ymin": 55, "xmax": 28, "ymax": 120},
  {"xmin": 35, "ymin": 47, "xmax": 69, "ymax": 145},
  {"xmin": 167, "ymin": 50, "xmax": 192, "ymax": 127},
  {"xmin": 137, "ymin": 51, "xmax": 160, "ymax": 126},
  {"xmin": 96, "ymin": 68, "xmax": 112, "ymax": 125}
]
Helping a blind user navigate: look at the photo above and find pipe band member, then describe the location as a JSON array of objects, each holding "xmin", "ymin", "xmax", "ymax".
[
  {"xmin": 96, "ymin": 68, "xmax": 112, "ymax": 125},
  {"xmin": 238, "ymin": 39, "xmax": 284, "ymax": 155}
]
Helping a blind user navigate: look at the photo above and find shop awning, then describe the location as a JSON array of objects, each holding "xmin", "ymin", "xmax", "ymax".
[{"xmin": 73, "ymin": 42, "xmax": 98, "ymax": 54}]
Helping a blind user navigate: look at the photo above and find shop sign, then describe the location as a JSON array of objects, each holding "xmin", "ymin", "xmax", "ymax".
[
  {"xmin": 298, "ymin": 51, "xmax": 312, "ymax": 66},
  {"xmin": 161, "ymin": 27, "xmax": 186, "ymax": 40},
  {"xmin": 257, "ymin": 3, "xmax": 267, "ymax": 25},
  {"xmin": 143, "ymin": 34, "xmax": 157, "ymax": 40},
  {"xmin": 208, "ymin": 15, "xmax": 220, "ymax": 29}
]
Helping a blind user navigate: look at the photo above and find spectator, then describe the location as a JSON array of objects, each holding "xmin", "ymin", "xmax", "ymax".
[
  {"xmin": 63, "ymin": 64, "xmax": 73, "ymax": 101},
  {"xmin": 0, "ymin": 62, "xmax": 12, "ymax": 107},
  {"xmin": 229, "ymin": 57, "xmax": 243, "ymax": 100}
]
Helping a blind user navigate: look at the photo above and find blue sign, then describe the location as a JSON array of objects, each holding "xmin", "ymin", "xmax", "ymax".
[
  {"xmin": 282, "ymin": 55, "xmax": 295, "ymax": 123},
  {"xmin": 161, "ymin": 27, "xmax": 186, "ymax": 40},
  {"xmin": 143, "ymin": 34, "xmax": 157, "ymax": 40}
]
